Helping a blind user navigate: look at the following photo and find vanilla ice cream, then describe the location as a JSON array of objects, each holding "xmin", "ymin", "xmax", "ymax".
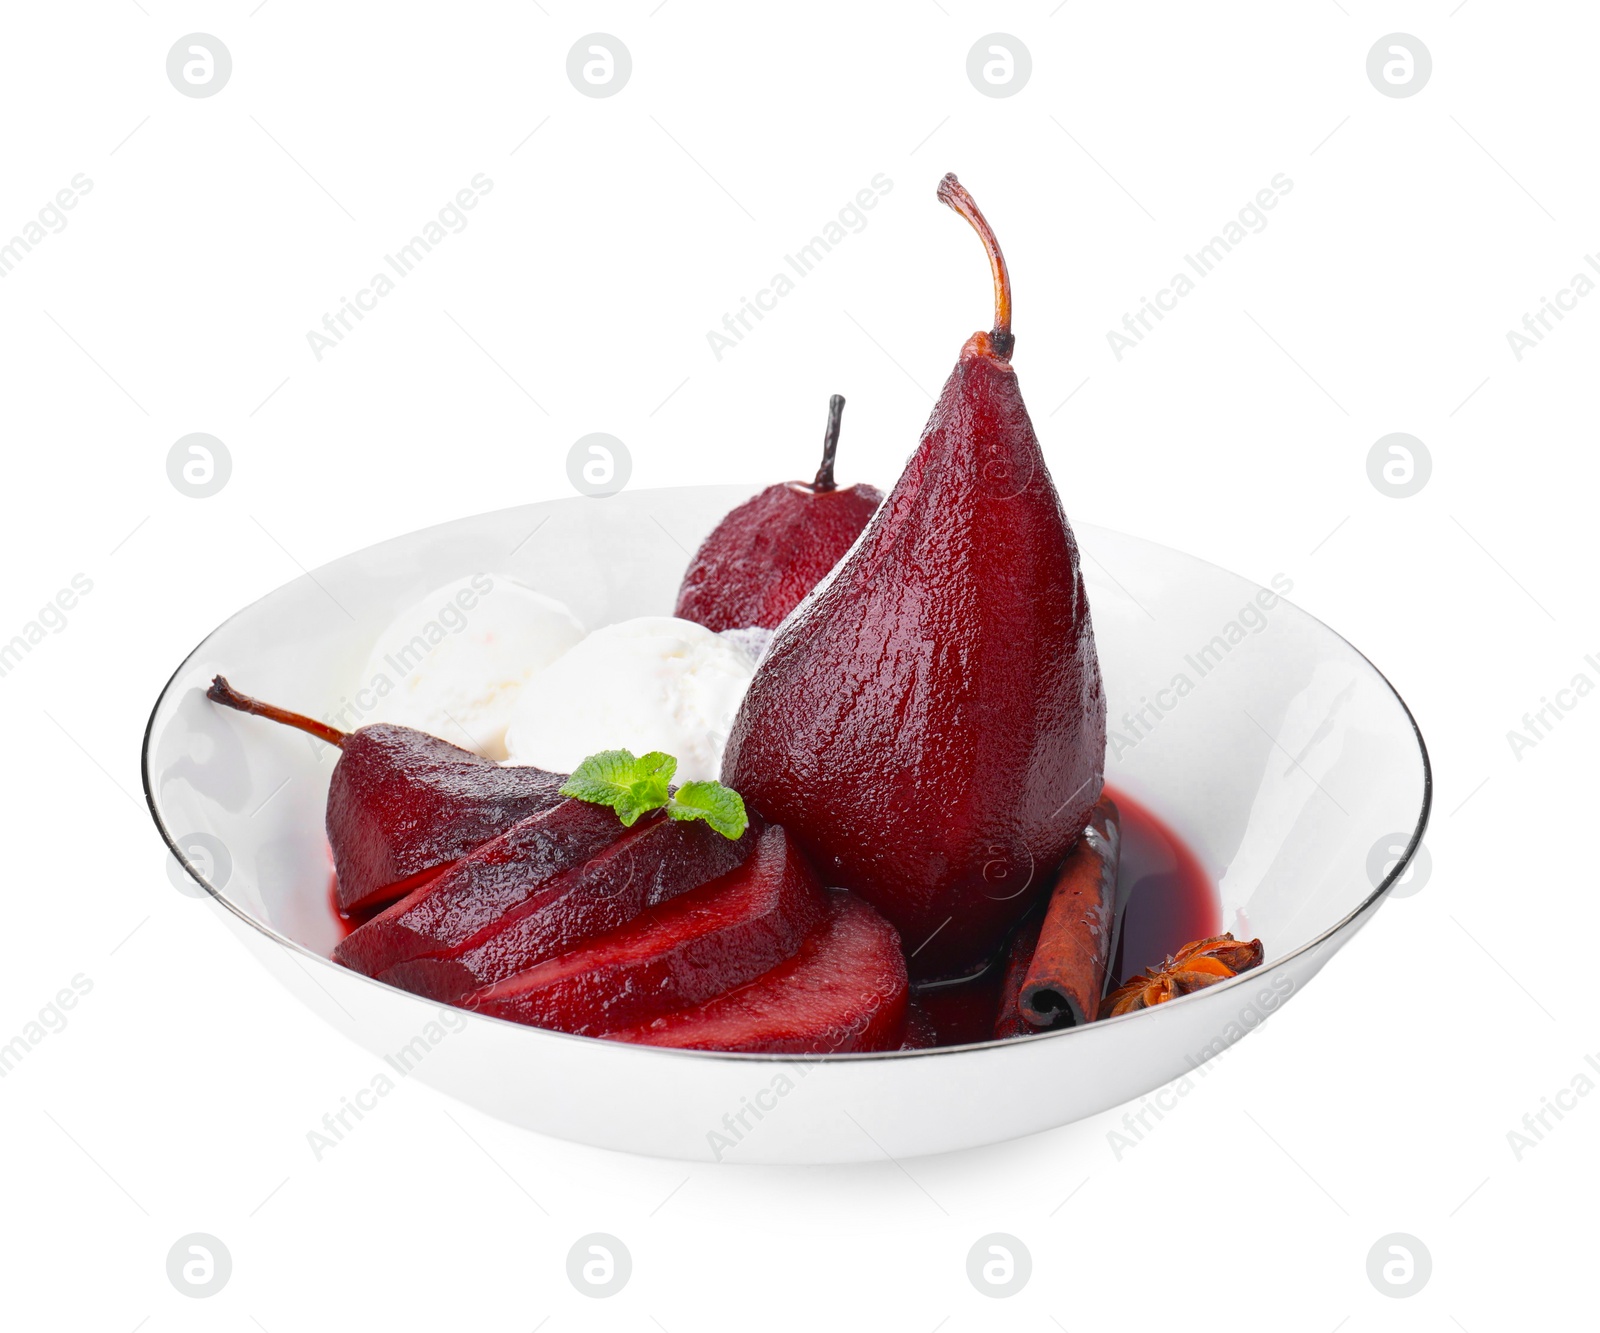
[
  {"xmin": 503, "ymin": 616, "xmax": 755, "ymax": 782},
  {"xmin": 356, "ymin": 574, "xmax": 586, "ymax": 759}
]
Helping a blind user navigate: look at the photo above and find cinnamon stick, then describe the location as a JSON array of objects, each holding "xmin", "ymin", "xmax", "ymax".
[
  {"xmin": 1016, "ymin": 795, "xmax": 1121, "ymax": 1028},
  {"xmin": 992, "ymin": 906, "xmax": 1046, "ymax": 1039}
]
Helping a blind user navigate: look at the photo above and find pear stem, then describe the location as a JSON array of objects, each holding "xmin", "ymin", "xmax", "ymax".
[
  {"xmin": 207, "ymin": 675, "xmax": 347, "ymax": 748},
  {"xmin": 936, "ymin": 173, "xmax": 1013, "ymax": 360},
  {"xmin": 811, "ymin": 394, "xmax": 846, "ymax": 492}
]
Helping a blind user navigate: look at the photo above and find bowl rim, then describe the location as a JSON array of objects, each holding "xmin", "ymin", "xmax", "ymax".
[{"xmin": 141, "ymin": 491, "xmax": 1433, "ymax": 1065}]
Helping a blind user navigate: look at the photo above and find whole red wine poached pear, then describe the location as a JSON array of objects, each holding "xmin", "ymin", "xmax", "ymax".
[
  {"xmin": 674, "ymin": 394, "xmax": 883, "ymax": 632},
  {"xmin": 719, "ymin": 174, "xmax": 1107, "ymax": 979}
]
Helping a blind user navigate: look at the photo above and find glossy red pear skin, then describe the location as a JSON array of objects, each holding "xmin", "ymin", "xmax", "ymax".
[
  {"xmin": 330, "ymin": 724, "xmax": 566, "ymax": 913},
  {"xmin": 604, "ymin": 892, "xmax": 908, "ymax": 1054},
  {"xmin": 465, "ymin": 824, "xmax": 827, "ymax": 1035},
  {"xmin": 352, "ymin": 813, "xmax": 762, "ymax": 1003},
  {"xmin": 333, "ymin": 798, "xmax": 633, "ymax": 976},
  {"xmin": 675, "ymin": 481, "xmax": 883, "ymax": 632},
  {"xmin": 721, "ymin": 345, "xmax": 1106, "ymax": 979}
]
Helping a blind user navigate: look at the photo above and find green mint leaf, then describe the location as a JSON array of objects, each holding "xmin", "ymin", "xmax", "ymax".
[
  {"xmin": 667, "ymin": 780, "xmax": 749, "ymax": 840},
  {"xmin": 560, "ymin": 749, "xmax": 677, "ymax": 826}
]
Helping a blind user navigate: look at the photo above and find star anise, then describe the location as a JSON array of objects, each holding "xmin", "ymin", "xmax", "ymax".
[{"xmin": 1099, "ymin": 934, "xmax": 1265, "ymax": 1018}]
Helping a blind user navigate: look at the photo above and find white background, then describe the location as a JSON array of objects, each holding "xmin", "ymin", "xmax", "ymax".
[{"xmin": 0, "ymin": 2, "xmax": 1592, "ymax": 1328}]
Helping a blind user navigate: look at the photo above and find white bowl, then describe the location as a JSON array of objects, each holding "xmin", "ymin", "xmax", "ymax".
[{"xmin": 143, "ymin": 485, "xmax": 1430, "ymax": 1163}]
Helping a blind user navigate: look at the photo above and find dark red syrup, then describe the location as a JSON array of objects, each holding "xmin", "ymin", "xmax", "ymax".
[
  {"xmin": 328, "ymin": 865, "xmax": 390, "ymax": 941},
  {"xmin": 329, "ymin": 872, "xmax": 358, "ymax": 940},
  {"xmin": 1105, "ymin": 786, "xmax": 1220, "ymax": 992},
  {"xmin": 910, "ymin": 784, "xmax": 1219, "ymax": 1046}
]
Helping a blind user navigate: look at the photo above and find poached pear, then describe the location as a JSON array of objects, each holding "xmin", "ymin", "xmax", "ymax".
[
  {"xmin": 464, "ymin": 823, "xmax": 829, "ymax": 1035},
  {"xmin": 674, "ymin": 394, "xmax": 883, "ymax": 632},
  {"xmin": 603, "ymin": 891, "xmax": 908, "ymax": 1054},
  {"xmin": 720, "ymin": 175, "xmax": 1106, "ymax": 978},
  {"xmin": 206, "ymin": 676, "xmax": 565, "ymax": 913}
]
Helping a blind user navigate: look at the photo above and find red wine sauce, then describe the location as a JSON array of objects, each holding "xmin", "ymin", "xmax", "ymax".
[{"xmin": 910, "ymin": 784, "xmax": 1219, "ymax": 1046}]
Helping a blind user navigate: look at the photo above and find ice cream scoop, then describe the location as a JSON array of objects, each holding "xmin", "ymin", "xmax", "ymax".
[
  {"xmin": 356, "ymin": 574, "xmax": 585, "ymax": 759},
  {"xmin": 503, "ymin": 616, "xmax": 754, "ymax": 782}
]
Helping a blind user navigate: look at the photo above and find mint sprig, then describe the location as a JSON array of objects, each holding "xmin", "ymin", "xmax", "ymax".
[
  {"xmin": 559, "ymin": 749, "xmax": 675, "ymax": 826},
  {"xmin": 559, "ymin": 749, "xmax": 749, "ymax": 839},
  {"xmin": 665, "ymin": 780, "xmax": 748, "ymax": 840}
]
